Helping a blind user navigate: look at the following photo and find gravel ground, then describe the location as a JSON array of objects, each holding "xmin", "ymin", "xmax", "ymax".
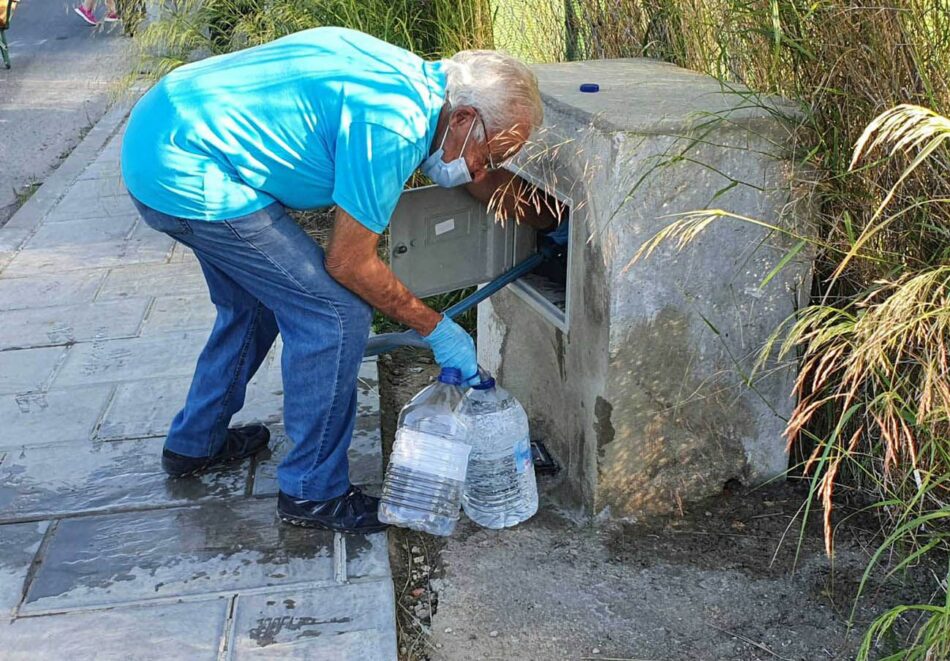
[{"xmin": 389, "ymin": 479, "xmax": 941, "ymax": 661}]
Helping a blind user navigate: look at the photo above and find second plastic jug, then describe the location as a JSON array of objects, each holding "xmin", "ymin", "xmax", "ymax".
[
  {"xmin": 459, "ymin": 374, "xmax": 538, "ymax": 529},
  {"xmin": 378, "ymin": 367, "xmax": 471, "ymax": 536}
]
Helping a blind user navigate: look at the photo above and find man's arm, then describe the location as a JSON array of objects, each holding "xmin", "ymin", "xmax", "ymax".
[
  {"xmin": 324, "ymin": 207, "xmax": 442, "ymax": 336},
  {"xmin": 465, "ymin": 170, "xmax": 565, "ymax": 231}
]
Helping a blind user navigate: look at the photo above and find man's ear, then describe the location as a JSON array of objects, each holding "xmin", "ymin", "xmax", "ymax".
[{"xmin": 449, "ymin": 106, "xmax": 476, "ymax": 129}]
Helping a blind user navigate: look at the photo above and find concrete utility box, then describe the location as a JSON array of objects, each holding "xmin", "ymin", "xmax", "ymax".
[{"xmin": 390, "ymin": 58, "xmax": 809, "ymax": 518}]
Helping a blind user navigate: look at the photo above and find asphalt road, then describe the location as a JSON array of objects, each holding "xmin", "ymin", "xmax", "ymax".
[{"xmin": 0, "ymin": 0, "xmax": 128, "ymax": 223}]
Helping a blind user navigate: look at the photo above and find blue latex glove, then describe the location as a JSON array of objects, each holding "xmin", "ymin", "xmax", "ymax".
[{"xmin": 423, "ymin": 315, "xmax": 478, "ymax": 384}]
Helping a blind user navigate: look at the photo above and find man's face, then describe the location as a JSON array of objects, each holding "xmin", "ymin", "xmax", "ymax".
[{"xmin": 441, "ymin": 107, "xmax": 530, "ymax": 184}]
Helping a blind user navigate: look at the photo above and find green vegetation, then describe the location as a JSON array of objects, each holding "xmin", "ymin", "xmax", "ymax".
[
  {"xmin": 128, "ymin": 0, "xmax": 492, "ymax": 80},
  {"xmin": 13, "ymin": 179, "xmax": 40, "ymax": 207},
  {"xmin": 130, "ymin": 1, "xmax": 950, "ymax": 654}
]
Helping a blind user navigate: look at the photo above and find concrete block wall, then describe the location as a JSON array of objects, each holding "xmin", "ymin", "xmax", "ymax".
[{"xmin": 478, "ymin": 58, "xmax": 810, "ymax": 518}]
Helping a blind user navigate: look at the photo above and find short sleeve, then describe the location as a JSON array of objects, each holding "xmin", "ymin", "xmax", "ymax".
[{"xmin": 332, "ymin": 121, "xmax": 423, "ymax": 234}]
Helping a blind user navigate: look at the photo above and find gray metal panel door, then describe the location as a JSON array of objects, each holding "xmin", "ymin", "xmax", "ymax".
[{"xmin": 389, "ymin": 185, "xmax": 513, "ymax": 298}]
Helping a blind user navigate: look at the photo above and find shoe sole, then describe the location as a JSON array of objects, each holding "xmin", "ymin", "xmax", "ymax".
[
  {"xmin": 73, "ymin": 7, "xmax": 97, "ymax": 25},
  {"xmin": 278, "ymin": 513, "xmax": 388, "ymax": 535}
]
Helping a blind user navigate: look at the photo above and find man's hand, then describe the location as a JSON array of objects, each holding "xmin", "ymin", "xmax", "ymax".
[
  {"xmin": 325, "ymin": 207, "xmax": 442, "ymax": 336},
  {"xmin": 421, "ymin": 316, "xmax": 478, "ymax": 383}
]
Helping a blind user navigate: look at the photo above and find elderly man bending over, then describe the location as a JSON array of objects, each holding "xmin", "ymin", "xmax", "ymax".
[{"xmin": 121, "ymin": 27, "xmax": 557, "ymax": 534}]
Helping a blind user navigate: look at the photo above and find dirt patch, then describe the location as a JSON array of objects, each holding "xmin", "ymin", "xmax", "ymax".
[
  {"xmin": 415, "ymin": 478, "xmax": 941, "ymax": 661},
  {"xmin": 290, "ymin": 208, "xmax": 335, "ymax": 246},
  {"xmin": 390, "ymin": 525, "xmax": 448, "ymax": 660}
]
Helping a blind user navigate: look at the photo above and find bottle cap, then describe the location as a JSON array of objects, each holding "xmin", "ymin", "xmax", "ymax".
[
  {"xmin": 472, "ymin": 376, "xmax": 496, "ymax": 390},
  {"xmin": 438, "ymin": 367, "xmax": 462, "ymax": 385},
  {"xmin": 579, "ymin": 83, "xmax": 599, "ymax": 93}
]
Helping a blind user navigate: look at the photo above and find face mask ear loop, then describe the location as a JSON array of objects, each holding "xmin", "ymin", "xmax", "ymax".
[
  {"xmin": 456, "ymin": 115, "xmax": 476, "ymax": 157},
  {"xmin": 438, "ymin": 119, "xmax": 451, "ymax": 151}
]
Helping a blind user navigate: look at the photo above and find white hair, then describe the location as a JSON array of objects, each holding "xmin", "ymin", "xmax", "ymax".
[{"xmin": 442, "ymin": 50, "xmax": 543, "ymax": 139}]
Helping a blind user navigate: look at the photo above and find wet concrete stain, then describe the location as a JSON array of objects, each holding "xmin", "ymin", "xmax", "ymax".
[
  {"xmin": 554, "ymin": 329, "xmax": 567, "ymax": 381},
  {"xmin": 582, "ymin": 239, "xmax": 609, "ymax": 328},
  {"xmin": 23, "ymin": 498, "xmax": 335, "ymax": 607},
  {"xmin": 248, "ymin": 615, "xmax": 352, "ymax": 647},
  {"xmin": 0, "ymin": 439, "xmax": 249, "ymax": 523},
  {"xmin": 601, "ymin": 306, "xmax": 752, "ymax": 516},
  {"xmin": 593, "ymin": 397, "xmax": 615, "ymax": 460}
]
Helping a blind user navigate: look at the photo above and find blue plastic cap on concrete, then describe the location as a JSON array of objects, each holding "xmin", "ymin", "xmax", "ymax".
[
  {"xmin": 438, "ymin": 367, "xmax": 462, "ymax": 385},
  {"xmin": 579, "ymin": 83, "xmax": 600, "ymax": 93}
]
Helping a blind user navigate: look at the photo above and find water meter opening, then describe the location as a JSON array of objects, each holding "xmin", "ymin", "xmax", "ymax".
[{"xmin": 509, "ymin": 187, "xmax": 572, "ymax": 332}]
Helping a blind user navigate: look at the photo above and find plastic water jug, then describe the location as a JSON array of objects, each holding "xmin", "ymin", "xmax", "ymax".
[
  {"xmin": 459, "ymin": 374, "xmax": 538, "ymax": 528},
  {"xmin": 378, "ymin": 367, "xmax": 471, "ymax": 536}
]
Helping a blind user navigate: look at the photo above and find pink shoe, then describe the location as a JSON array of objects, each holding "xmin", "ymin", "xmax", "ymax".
[
  {"xmin": 73, "ymin": 5, "xmax": 97, "ymax": 25},
  {"xmin": 103, "ymin": 11, "xmax": 120, "ymax": 22}
]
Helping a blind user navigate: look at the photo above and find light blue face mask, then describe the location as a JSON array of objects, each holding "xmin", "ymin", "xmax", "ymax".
[{"xmin": 421, "ymin": 116, "xmax": 476, "ymax": 188}]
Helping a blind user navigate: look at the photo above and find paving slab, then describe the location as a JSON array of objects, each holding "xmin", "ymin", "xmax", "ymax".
[
  {"xmin": 97, "ymin": 376, "xmax": 190, "ymax": 441},
  {"xmin": 0, "ymin": 521, "xmax": 48, "ymax": 616},
  {"xmin": 46, "ymin": 186, "xmax": 137, "ymax": 223},
  {"xmin": 234, "ymin": 360, "xmax": 285, "ymax": 428},
  {"xmin": 22, "ymin": 498, "xmax": 342, "ymax": 613},
  {"xmin": 97, "ymin": 261, "xmax": 207, "ymax": 300},
  {"xmin": 0, "ymin": 598, "xmax": 228, "ymax": 660},
  {"xmin": 2, "ymin": 218, "xmax": 173, "ymax": 275},
  {"xmin": 0, "ymin": 298, "xmax": 149, "ymax": 350},
  {"xmin": 230, "ymin": 580, "xmax": 396, "ymax": 660},
  {"xmin": 357, "ymin": 359, "xmax": 380, "ymax": 416},
  {"xmin": 341, "ymin": 524, "xmax": 390, "ymax": 581},
  {"xmin": 18, "ymin": 214, "xmax": 136, "ymax": 249},
  {"xmin": 0, "ymin": 346, "xmax": 67, "ymax": 395},
  {"xmin": 76, "ymin": 159, "xmax": 124, "ymax": 182},
  {"xmin": 252, "ymin": 416, "xmax": 382, "ymax": 497},
  {"xmin": 141, "ymin": 294, "xmax": 217, "ymax": 335},
  {"xmin": 170, "ymin": 241, "xmax": 201, "ymax": 264},
  {"xmin": 99, "ymin": 352, "xmax": 283, "ymax": 441},
  {"xmin": 0, "ymin": 270, "xmax": 107, "ymax": 311},
  {"xmin": 53, "ymin": 331, "xmax": 207, "ymax": 387},
  {"xmin": 74, "ymin": 171, "xmax": 128, "ymax": 198},
  {"xmin": 0, "ymin": 438, "xmax": 249, "ymax": 524},
  {"xmin": 1, "ymin": 386, "xmax": 113, "ymax": 449}
]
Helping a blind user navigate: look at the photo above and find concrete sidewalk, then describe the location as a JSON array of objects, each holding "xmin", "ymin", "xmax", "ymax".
[
  {"xmin": 0, "ymin": 0, "xmax": 129, "ymax": 223},
  {"xmin": 0, "ymin": 103, "xmax": 396, "ymax": 659}
]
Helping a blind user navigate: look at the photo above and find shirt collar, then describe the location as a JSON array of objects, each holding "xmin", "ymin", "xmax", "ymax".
[{"xmin": 421, "ymin": 60, "xmax": 448, "ymax": 156}]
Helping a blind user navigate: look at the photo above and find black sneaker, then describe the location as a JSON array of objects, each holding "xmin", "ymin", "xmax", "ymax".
[
  {"xmin": 162, "ymin": 424, "xmax": 271, "ymax": 477},
  {"xmin": 277, "ymin": 486, "xmax": 388, "ymax": 534}
]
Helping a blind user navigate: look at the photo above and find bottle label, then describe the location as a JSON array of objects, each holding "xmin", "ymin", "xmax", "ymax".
[{"xmin": 514, "ymin": 435, "xmax": 532, "ymax": 474}]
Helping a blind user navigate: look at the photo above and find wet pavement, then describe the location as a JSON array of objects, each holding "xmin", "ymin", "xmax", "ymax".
[{"xmin": 0, "ymin": 109, "xmax": 396, "ymax": 659}]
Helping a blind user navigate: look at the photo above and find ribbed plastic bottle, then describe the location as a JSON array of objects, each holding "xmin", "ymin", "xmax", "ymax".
[
  {"xmin": 378, "ymin": 367, "xmax": 471, "ymax": 536},
  {"xmin": 459, "ymin": 374, "xmax": 538, "ymax": 528}
]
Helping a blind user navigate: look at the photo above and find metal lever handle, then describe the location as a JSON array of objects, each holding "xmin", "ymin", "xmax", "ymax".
[{"xmin": 363, "ymin": 251, "xmax": 545, "ymax": 358}]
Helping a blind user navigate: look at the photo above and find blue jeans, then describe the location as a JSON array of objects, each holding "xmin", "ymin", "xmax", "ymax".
[{"xmin": 132, "ymin": 198, "xmax": 372, "ymax": 501}]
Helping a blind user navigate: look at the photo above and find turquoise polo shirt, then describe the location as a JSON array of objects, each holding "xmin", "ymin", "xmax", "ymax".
[{"xmin": 121, "ymin": 27, "xmax": 446, "ymax": 234}]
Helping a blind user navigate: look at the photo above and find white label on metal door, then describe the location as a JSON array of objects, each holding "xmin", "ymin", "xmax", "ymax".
[{"xmin": 434, "ymin": 218, "xmax": 456, "ymax": 236}]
